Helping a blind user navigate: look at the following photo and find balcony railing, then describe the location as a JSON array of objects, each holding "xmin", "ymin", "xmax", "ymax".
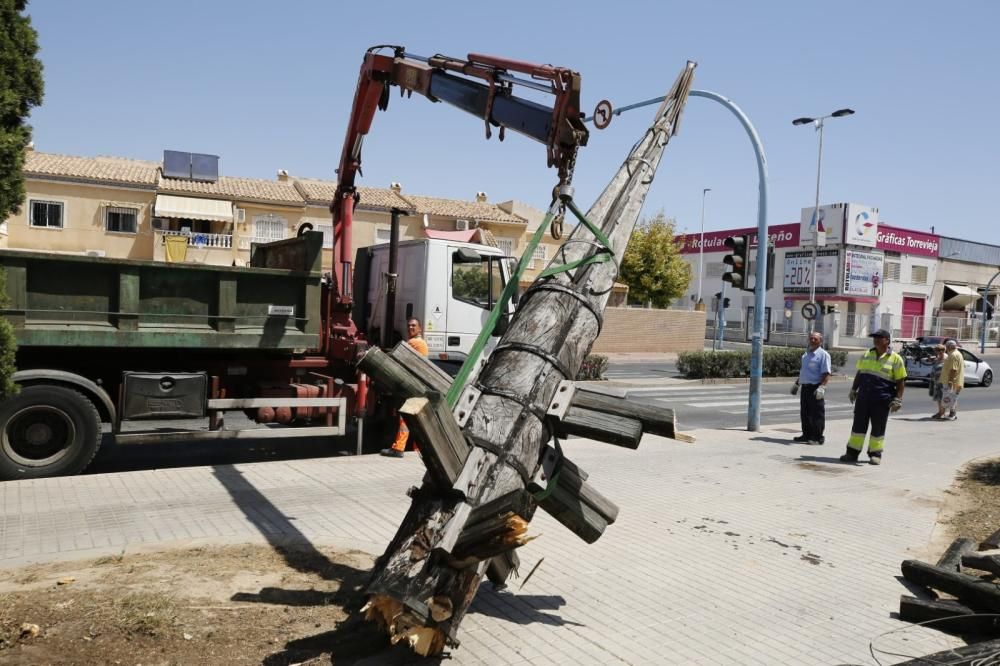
[
  {"xmin": 160, "ymin": 229, "xmax": 232, "ymax": 249},
  {"xmin": 238, "ymin": 236, "xmax": 286, "ymax": 250}
]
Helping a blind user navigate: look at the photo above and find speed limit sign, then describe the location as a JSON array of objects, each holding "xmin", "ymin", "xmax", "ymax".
[{"xmin": 801, "ymin": 301, "xmax": 819, "ymax": 321}]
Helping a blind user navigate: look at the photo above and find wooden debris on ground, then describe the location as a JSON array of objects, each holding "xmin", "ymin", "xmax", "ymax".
[{"xmin": 896, "ymin": 532, "xmax": 1000, "ymax": 639}]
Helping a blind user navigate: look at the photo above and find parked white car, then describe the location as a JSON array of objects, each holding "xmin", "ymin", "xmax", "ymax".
[{"xmin": 903, "ymin": 344, "xmax": 993, "ymax": 387}]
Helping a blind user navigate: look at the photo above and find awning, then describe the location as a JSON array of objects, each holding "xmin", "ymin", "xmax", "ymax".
[
  {"xmin": 154, "ymin": 195, "xmax": 233, "ymax": 222},
  {"xmin": 942, "ymin": 283, "xmax": 979, "ymax": 309},
  {"xmin": 424, "ymin": 229, "xmax": 478, "ymax": 243}
]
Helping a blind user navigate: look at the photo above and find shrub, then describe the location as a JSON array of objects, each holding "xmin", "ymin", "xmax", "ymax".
[
  {"xmin": 576, "ymin": 354, "xmax": 609, "ymax": 381},
  {"xmin": 0, "ymin": 269, "xmax": 17, "ymax": 399},
  {"xmin": 677, "ymin": 347, "xmax": 847, "ymax": 379}
]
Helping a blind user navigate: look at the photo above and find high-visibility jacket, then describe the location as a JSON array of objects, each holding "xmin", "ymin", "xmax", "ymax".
[
  {"xmin": 855, "ymin": 347, "xmax": 907, "ymax": 401},
  {"xmin": 408, "ymin": 336, "xmax": 429, "ymax": 357}
]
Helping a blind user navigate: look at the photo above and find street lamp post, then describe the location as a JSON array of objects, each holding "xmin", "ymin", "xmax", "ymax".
[
  {"xmin": 793, "ymin": 108, "xmax": 855, "ymax": 332},
  {"xmin": 697, "ymin": 187, "xmax": 711, "ymax": 307}
]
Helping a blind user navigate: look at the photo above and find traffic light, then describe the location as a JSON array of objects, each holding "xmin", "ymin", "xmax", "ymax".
[
  {"xmin": 987, "ymin": 302, "xmax": 995, "ymax": 321},
  {"xmin": 723, "ymin": 297, "xmax": 731, "ymax": 309},
  {"xmin": 722, "ymin": 235, "xmax": 750, "ymax": 291}
]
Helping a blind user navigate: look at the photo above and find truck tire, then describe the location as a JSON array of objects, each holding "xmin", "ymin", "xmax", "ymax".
[{"xmin": 0, "ymin": 386, "xmax": 102, "ymax": 480}]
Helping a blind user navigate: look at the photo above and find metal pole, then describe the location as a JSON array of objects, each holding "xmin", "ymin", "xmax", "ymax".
[
  {"xmin": 715, "ymin": 282, "xmax": 727, "ymax": 351},
  {"xmin": 697, "ymin": 188, "xmax": 711, "ymax": 306},
  {"xmin": 981, "ymin": 270, "xmax": 1000, "ymax": 353},
  {"xmin": 689, "ymin": 90, "xmax": 768, "ymax": 431},
  {"xmin": 808, "ymin": 119, "xmax": 825, "ymax": 333},
  {"xmin": 584, "ymin": 89, "xmax": 769, "ymax": 431}
]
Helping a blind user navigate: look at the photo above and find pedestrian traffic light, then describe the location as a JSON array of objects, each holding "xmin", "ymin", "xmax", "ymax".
[
  {"xmin": 722, "ymin": 235, "xmax": 750, "ymax": 291},
  {"xmin": 723, "ymin": 297, "xmax": 731, "ymax": 308}
]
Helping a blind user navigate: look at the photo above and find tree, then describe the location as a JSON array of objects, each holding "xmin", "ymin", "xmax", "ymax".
[
  {"xmin": 619, "ymin": 211, "xmax": 691, "ymax": 308},
  {"xmin": 0, "ymin": 0, "xmax": 44, "ymax": 220}
]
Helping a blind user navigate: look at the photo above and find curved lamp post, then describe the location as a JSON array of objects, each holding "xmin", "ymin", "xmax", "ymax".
[{"xmin": 585, "ymin": 89, "xmax": 769, "ymax": 431}]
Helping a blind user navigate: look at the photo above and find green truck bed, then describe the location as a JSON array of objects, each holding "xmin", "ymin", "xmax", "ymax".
[{"xmin": 0, "ymin": 232, "xmax": 324, "ymax": 350}]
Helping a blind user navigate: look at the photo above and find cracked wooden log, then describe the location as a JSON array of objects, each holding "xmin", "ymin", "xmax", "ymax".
[
  {"xmin": 981, "ymin": 528, "xmax": 1000, "ymax": 551},
  {"xmin": 361, "ymin": 61, "xmax": 696, "ymax": 656},
  {"xmin": 360, "ymin": 347, "xmax": 518, "ymax": 587},
  {"xmin": 901, "ymin": 559, "xmax": 1000, "ymax": 612},
  {"xmin": 961, "ymin": 550, "xmax": 1000, "ymax": 576},
  {"xmin": 936, "ymin": 536, "xmax": 979, "ymax": 572},
  {"xmin": 898, "ymin": 595, "xmax": 1000, "ymax": 635},
  {"xmin": 554, "ymin": 406, "xmax": 643, "ymax": 448}
]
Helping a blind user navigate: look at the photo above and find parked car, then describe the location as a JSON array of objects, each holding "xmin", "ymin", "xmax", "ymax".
[
  {"xmin": 902, "ymin": 343, "xmax": 993, "ymax": 387},
  {"xmin": 916, "ymin": 336, "xmax": 962, "ymax": 347}
]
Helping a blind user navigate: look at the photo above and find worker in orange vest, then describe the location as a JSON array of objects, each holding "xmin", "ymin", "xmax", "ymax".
[{"xmin": 381, "ymin": 318, "xmax": 429, "ymax": 457}]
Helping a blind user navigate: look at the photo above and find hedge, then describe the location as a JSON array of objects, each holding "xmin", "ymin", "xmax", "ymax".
[
  {"xmin": 676, "ymin": 348, "xmax": 847, "ymax": 379},
  {"xmin": 576, "ymin": 354, "xmax": 609, "ymax": 381}
]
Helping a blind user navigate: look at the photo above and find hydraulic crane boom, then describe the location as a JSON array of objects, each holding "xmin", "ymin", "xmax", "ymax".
[{"xmin": 330, "ymin": 45, "xmax": 589, "ymax": 310}]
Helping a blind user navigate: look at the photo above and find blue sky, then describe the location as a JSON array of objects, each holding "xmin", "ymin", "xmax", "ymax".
[{"xmin": 25, "ymin": 1, "xmax": 998, "ymax": 242}]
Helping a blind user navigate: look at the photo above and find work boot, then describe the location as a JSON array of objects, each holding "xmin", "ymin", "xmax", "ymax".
[
  {"xmin": 869, "ymin": 454, "xmax": 882, "ymax": 466},
  {"xmin": 840, "ymin": 447, "xmax": 860, "ymax": 463},
  {"xmin": 380, "ymin": 448, "xmax": 404, "ymax": 458},
  {"xmin": 793, "ymin": 435, "xmax": 810, "ymax": 443}
]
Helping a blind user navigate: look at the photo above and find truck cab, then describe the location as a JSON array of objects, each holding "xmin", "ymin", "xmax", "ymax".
[{"xmin": 353, "ymin": 239, "xmax": 515, "ymax": 372}]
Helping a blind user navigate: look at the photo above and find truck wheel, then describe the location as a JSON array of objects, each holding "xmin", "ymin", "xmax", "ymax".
[{"xmin": 0, "ymin": 386, "xmax": 102, "ymax": 480}]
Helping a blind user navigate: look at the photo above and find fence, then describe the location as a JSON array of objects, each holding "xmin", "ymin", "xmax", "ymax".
[{"xmin": 160, "ymin": 229, "xmax": 233, "ymax": 249}]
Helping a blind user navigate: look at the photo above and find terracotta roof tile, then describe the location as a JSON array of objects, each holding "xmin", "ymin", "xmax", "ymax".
[
  {"xmin": 24, "ymin": 151, "xmax": 159, "ymax": 187},
  {"xmin": 293, "ymin": 178, "xmax": 412, "ymax": 211},
  {"xmin": 158, "ymin": 175, "xmax": 304, "ymax": 205},
  {"xmin": 402, "ymin": 194, "xmax": 525, "ymax": 225}
]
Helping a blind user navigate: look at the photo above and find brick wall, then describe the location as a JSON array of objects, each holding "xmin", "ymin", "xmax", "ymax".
[{"xmin": 592, "ymin": 308, "xmax": 705, "ymax": 353}]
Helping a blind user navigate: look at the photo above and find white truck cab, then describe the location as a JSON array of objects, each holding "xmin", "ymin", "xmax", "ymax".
[{"xmin": 354, "ymin": 239, "xmax": 516, "ymax": 371}]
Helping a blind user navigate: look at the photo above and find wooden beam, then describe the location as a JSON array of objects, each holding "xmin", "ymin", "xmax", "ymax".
[
  {"xmin": 358, "ymin": 347, "xmax": 428, "ymax": 400},
  {"xmin": 390, "ymin": 341, "xmax": 453, "ymax": 394},
  {"xmin": 553, "ymin": 406, "xmax": 643, "ymax": 448},
  {"xmin": 936, "ymin": 536, "xmax": 979, "ymax": 572},
  {"xmin": 961, "ymin": 552, "xmax": 1000, "ymax": 576},
  {"xmin": 898, "ymin": 595, "xmax": 1000, "ymax": 635},
  {"xmin": 570, "ymin": 388, "xmax": 695, "ymax": 442},
  {"xmin": 981, "ymin": 528, "xmax": 1000, "ymax": 551},
  {"xmin": 399, "ymin": 393, "xmax": 469, "ymax": 491},
  {"xmin": 901, "ymin": 559, "xmax": 1000, "ymax": 612}
]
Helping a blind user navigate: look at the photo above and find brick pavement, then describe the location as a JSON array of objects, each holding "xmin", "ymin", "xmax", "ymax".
[{"xmin": 3, "ymin": 406, "xmax": 999, "ymax": 665}]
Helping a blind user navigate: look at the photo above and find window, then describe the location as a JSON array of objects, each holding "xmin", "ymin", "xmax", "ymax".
[
  {"xmin": 495, "ymin": 238, "xmax": 515, "ymax": 256},
  {"xmin": 529, "ymin": 245, "xmax": 547, "ymax": 269},
  {"xmin": 375, "ymin": 228, "xmax": 391, "ymax": 245},
  {"xmin": 452, "ymin": 253, "xmax": 505, "ymax": 310},
  {"xmin": 884, "ymin": 261, "xmax": 901, "ymax": 282},
  {"xmin": 252, "ymin": 214, "xmax": 286, "ymax": 242},
  {"xmin": 30, "ymin": 200, "xmax": 63, "ymax": 228},
  {"xmin": 317, "ymin": 223, "xmax": 333, "ymax": 249},
  {"xmin": 105, "ymin": 206, "xmax": 138, "ymax": 233},
  {"xmin": 910, "ymin": 264, "xmax": 928, "ymax": 285}
]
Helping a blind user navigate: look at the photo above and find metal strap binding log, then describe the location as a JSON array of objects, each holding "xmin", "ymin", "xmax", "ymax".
[{"xmin": 357, "ymin": 60, "xmax": 697, "ymax": 657}]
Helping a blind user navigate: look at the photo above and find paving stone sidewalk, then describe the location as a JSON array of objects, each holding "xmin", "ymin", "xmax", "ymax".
[{"xmin": 3, "ymin": 409, "xmax": 999, "ymax": 665}]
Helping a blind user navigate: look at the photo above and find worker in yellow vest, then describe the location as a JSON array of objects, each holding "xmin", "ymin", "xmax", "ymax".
[
  {"xmin": 842, "ymin": 329, "xmax": 907, "ymax": 465},
  {"xmin": 381, "ymin": 318, "xmax": 429, "ymax": 458}
]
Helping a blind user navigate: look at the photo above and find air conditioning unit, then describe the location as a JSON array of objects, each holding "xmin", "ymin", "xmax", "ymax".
[
  {"xmin": 455, "ymin": 219, "xmax": 470, "ymax": 231},
  {"xmin": 84, "ymin": 249, "xmax": 106, "ymax": 257}
]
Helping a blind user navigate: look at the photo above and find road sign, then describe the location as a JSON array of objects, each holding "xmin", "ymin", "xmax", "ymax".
[
  {"xmin": 593, "ymin": 99, "xmax": 613, "ymax": 129},
  {"xmin": 784, "ymin": 298, "xmax": 793, "ymax": 309},
  {"xmin": 801, "ymin": 301, "xmax": 818, "ymax": 321}
]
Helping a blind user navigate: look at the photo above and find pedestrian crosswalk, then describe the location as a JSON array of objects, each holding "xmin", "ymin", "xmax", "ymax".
[{"xmin": 624, "ymin": 383, "xmax": 855, "ymax": 416}]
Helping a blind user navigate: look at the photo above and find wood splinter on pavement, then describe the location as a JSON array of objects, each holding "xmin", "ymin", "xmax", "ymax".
[{"xmin": 361, "ymin": 597, "xmax": 446, "ymax": 657}]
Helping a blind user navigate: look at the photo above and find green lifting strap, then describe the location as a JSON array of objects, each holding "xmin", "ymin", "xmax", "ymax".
[
  {"xmin": 445, "ymin": 205, "xmax": 558, "ymax": 407},
  {"xmin": 444, "ymin": 197, "xmax": 616, "ymax": 408}
]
